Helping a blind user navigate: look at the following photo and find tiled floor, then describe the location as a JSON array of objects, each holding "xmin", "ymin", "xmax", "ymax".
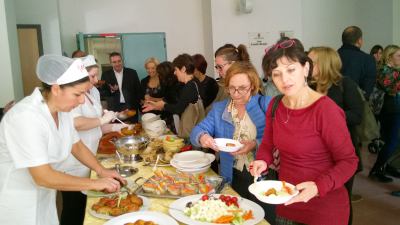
[{"xmin": 352, "ymin": 150, "xmax": 400, "ymax": 225}]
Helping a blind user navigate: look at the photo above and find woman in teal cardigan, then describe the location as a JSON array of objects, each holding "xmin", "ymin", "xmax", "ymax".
[{"xmin": 190, "ymin": 61, "xmax": 274, "ymax": 221}]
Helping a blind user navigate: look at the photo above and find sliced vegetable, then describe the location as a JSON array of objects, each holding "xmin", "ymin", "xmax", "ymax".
[
  {"xmin": 242, "ymin": 210, "xmax": 254, "ymax": 220},
  {"xmin": 214, "ymin": 215, "xmax": 234, "ymax": 223}
]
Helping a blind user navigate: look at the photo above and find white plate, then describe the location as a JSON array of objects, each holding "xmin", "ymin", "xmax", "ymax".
[
  {"xmin": 88, "ymin": 195, "xmax": 150, "ymax": 220},
  {"xmin": 173, "ymin": 157, "xmax": 210, "ymax": 168},
  {"xmin": 214, "ymin": 138, "xmax": 243, "ymax": 152},
  {"xmin": 104, "ymin": 211, "xmax": 178, "ymax": 225},
  {"xmin": 171, "ymin": 154, "xmax": 215, "ymax": 171},
  {"xmin": 173, "ymin": 151, "xmax": 206, "ymax": 163},
  {"xmin": 248, "ymin": 180, "xmax": 299, "ymax": 204},
  {"xmin": 171, "ymin": 161, "xmax": 211, "ymax": 174},
  {"xmin": 82, "ymin": 180, "xmax": 135, "ymax": 197},
  {"xmin": 169, "ymin": 194, "xmax": 264, "ymax": 225}
]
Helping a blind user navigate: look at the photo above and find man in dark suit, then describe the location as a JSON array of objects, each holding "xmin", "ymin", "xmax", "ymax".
[
  {"xmin": 338, "ymin": 26, "xmax": 376, "ymax": 99},
  {"xmin": 101, "ymin": 52, "xmax": 143, "ymax": 122}
]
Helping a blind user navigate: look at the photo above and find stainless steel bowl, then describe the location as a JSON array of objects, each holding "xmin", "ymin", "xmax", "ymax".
[{"xmin": 110, "ymin": 136, "xmax": 149, "ymax": 162}]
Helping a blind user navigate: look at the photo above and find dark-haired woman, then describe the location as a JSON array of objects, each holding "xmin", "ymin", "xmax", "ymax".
[
  {"xmin": 192, "ymin": 54, "xmax": 218, "ymax": 109},
  {"xmin": 251, "ymin": 40, "xmax": 358, "ymax": 225},
  {"xmin": 143, "ymin": 54, "xmax": 204, "ymax": 136},
  {"xmin": 0, "ymin": 55, "xmax": 124, "ymax": 225},
  {"xmin": 155, "ymin": 61, "xmax": 182, "ymax": 131},
  {"xmin": 213, "ymin": 44, "xmax": 251, "ymax": 104}
]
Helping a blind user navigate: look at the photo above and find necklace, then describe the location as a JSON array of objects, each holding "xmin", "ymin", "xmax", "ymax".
[
  {"xmin": 282, "ymin": 107, "xmax": 292, "ymax": 124},
  {"xmin": 281, "ymin": 88, "xmax": 310, "ymax": 124}
]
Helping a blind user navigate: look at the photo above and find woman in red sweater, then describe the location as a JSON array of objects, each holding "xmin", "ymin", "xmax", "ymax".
[{"xmin": 250, "ymin": 39, "xmax": 358, "ymax": 225}]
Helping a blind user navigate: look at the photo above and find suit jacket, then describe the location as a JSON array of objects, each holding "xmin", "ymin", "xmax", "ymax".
[
  {"xmin": 101, "ymin": 67, "xmax": 144, "ymax": 112},
  {"xmin": 338, "ymin": 44, "xmax": 376, "ymax": 98}
]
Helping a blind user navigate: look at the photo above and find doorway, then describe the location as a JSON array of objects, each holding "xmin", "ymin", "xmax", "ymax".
[
  {"xmin": 17, "ymin": 24, "xmax": 43, "ymax": 96},
  {"xmin": 77, "ymin": 32, "xmax": 167, "ymax": 81}
]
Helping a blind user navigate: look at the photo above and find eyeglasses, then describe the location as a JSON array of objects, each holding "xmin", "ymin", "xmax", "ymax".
[
  {"xmin": 214, "ymin": 63, "xmax": 229, "ymax": 70},
  {"xmin": 227, "ymin": 86, "xmax": 251, "ymax": 95},
  {"xmin": 264, "ymin": 39, "xmax": 296, "ymax": 55}
]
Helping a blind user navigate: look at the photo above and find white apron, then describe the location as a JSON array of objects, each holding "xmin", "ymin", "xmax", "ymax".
[
  {"xmin": 62, "ymin": 86, "xmax": 103, "ymax": 177},
  {"xmin": 0, "ymin": 88, "xmax": 79, "ymax": 225}
]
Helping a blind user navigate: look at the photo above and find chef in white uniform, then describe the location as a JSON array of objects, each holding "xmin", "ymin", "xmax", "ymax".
[
  {"xmin": 59, "ymin": 55, "xmax": 127, "ymax": 225},
  {"xmin": 0, "ymin": 55, "xmax": 124, "ymax": 225}
]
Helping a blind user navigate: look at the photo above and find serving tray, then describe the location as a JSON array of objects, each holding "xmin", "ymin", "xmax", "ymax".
[{"xmin": 135, "ymin": 175, "xmax": 225, "ymax": 199}]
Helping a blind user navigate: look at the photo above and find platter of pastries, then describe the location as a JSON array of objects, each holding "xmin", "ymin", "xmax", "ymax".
[{"xmin": 135, "ymin": 170, "xmax": 223, "ymax": 199}]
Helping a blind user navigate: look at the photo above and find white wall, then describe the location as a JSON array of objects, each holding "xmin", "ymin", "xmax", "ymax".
[
  {"xmin": 15, "ymin": 0, "xmax": 62, "ymax": 54},
  {"xmin": 0, "ymin": 0, "xmax": 23, "ymax": 105},
  {"xmin": 302, "ymin": 0, "xmax": 393, "ymax": 52},
  {"xmin": 58, "ymin": 0, "xmax": 207, "ymax": 61},
  {"xmin": 211, "ymin": 0, "xmax": 303, "ymax": 77},
  {"xmin": 57, "ymin": 0, "xmax": 395, "ymax": 78}
]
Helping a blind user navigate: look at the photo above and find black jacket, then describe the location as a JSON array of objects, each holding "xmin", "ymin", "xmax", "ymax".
[
  {"xmin": 101, "ymin": 67, "xmax": 144, "ymax": 112},
  {"xmin": 327, "ymin": 76, "xmax": 363, "ymax": 127},
  {"xmin": 164, "ymin": 78, "xmax": 204, "ymax": 115},
  {"xmin": 338, "ymin": 44, "xmax": 376, "ymax": 98}
]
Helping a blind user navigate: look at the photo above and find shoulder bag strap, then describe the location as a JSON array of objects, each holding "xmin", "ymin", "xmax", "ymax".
[
  {"xmin": 193, "ymin": 81, "xmax": 202, "ymax": 101},
  {"xmin": 271, "ymin": 94, "xmax": 284, "ymax": 120}
]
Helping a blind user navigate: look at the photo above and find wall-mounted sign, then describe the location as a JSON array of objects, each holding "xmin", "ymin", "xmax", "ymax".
[
  {"xmin": 248, "ymin": 32, "xmax": 269, "ymax": 47},
  {"xmin": 279, "ymin": 31, "xmax": 294, "ymax": 39}
]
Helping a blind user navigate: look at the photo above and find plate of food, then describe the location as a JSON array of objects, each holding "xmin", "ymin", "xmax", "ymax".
[
  {"xmin": 214, "ymin": 138, "xmax": 243, "ymax": 152},
  {"xmin": 248, "ymin": 180, "xmax": 298, "ymax": 204},
  {"xmin": 135, "ymin": 170, "xmax": 223, "ymax": 198},
  {"xmin": 169, "ymin": 194, "xmax": 264, "ymax": 225},
  {"xmin": 104, "ymin": 211, "xmax": 178, "ymax": 225},
  {"xmin": 89, "ymin": 194, "xmax": 150, "ymax": 220}
]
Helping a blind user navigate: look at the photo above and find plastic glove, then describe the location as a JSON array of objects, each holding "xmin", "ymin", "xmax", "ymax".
[
  {"xmin": 99, "ymin": 110, "xmax": 117, "ymax": 125},
  {"xmin": 111, "ymin": 123, "xmax": 129, "ymax": 132}
]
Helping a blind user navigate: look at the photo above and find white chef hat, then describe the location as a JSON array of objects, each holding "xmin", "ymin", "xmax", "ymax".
[
  {"xmin": 36, "ymin": 55, "xmax": 89, "ymax": 85},
  {"xmin": 81, "ymin": 55, "xmax": 97, "ymax": 67}
]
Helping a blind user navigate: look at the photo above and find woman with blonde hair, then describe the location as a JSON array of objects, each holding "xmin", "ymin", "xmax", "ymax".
[
  {"xmin": 369, "ymin": 45, "xmax": 400, "ymax": 184},
  {"xmin": 141, "ymin": 57, "xmax": 162, "ymax": 101},
  {"xmin": 308, "ymin": 46, "xmax": 363, "ymax": 225}
]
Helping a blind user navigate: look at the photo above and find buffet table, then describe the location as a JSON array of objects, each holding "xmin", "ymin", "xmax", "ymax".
[{"xmin": 83, "ymin": 154, "xmax": 270, "ymax": 225}]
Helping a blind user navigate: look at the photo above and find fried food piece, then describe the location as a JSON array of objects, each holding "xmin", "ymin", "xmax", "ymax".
[
  {"xmin": 124, "ymin": 220, "xmax": 158, "ymax": 225},
  {"xmin": 226, "ymin": 143, "xmax": 236, "ymax": 147},
  {"xmin": 264, "ymin": 188, "xmax": 277, "ymax": 196},
  {"xmin": 129, "ymin": 194, "xmax": 143, "ymax": 206},
  {"xmin": 109, "ymin": 207, "xmax": 124, "ymax": 216},
  {"xmin": 125, "ymin": 203, "xmax": 141, "ymax": 212},
  {"xmin": 96, "ymin": 206, "xmax": 113, "ymax": 214},
  {"xmin": 121, "ymin": 127, "xmax": 135, "ymax": 136},
  {"xmin": 91, "ymin": 203, "xmax": 102, "ymax": 211},
  {"xmin": 119, "ymin": 198, "xmax": 132, "ymax": 207},
  {"xmin": 282, "ymin": 181, "xmax": 294, "ymax": 195},
  {"xmin": 126, "ymin": 109, "xmax": 136, "ymax": 117}
]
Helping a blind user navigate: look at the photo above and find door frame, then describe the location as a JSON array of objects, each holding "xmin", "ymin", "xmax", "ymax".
[{"xmin": 17, "ymin": 24, "xmax": 43, "ymax": 56}]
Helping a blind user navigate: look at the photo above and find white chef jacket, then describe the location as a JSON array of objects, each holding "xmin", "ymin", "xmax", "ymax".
[
  {"xmin": 62, "ymin": 86, "xmax": 103, "ymax": 177},
  {"xmin": 0, "ymin": 88, "xmax": 79, "ymax": 225}
]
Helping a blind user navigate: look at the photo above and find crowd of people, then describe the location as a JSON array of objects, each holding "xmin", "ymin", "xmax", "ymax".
[{"xmin": 0, "ymin": 25, "xmax": 399, "ymax": 225}]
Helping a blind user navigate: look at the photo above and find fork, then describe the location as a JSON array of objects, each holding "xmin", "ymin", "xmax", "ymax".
[
  {"xmin": 253, "ymin": 175, "xmax": 259, "ymax": 184},
  {"xmin": 114, "ymin": 117, "xmax": 129, "ymax": 127},
  {"xmin": 152, "ymin": 154, "xmax": 161, "ymax": 171}
]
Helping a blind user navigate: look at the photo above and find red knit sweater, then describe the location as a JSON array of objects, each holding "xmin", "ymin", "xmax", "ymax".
[{"xmin": 256, "ymin": 96, "xmax": 358, "ymax": 225}]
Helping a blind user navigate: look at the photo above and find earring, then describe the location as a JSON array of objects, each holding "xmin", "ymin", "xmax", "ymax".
[{"xmin": 304, "ymin": 76, "xmax": 308, "ymax": 86}]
